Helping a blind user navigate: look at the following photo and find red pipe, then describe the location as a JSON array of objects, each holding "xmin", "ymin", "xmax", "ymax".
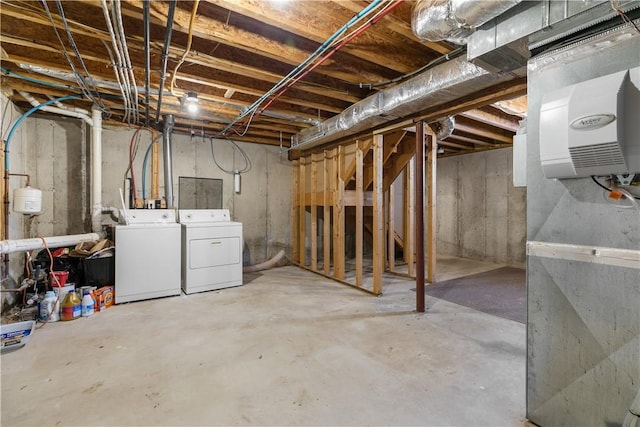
[{"xmin": 228, "ymin": 0, "xmax": 404, "ymax": 134}]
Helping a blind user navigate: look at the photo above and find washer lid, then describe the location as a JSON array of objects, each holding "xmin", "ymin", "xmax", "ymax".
[{"xmin": 179, "ymin": 209, "xmax": 231, "ymax": 224}]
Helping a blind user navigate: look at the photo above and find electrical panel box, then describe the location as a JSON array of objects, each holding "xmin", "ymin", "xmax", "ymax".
[{"xmin": 539, "ymin": 66, "xmax": 640, "ymax": 179}]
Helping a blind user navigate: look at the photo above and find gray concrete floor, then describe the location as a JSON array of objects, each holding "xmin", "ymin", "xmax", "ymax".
[{"xmin": 1, "ymin": 261, "xmax": 526, "ymax": 426}]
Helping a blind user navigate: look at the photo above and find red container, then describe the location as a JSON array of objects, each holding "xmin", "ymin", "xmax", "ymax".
[{"xmin": 50, "ymin": 271, "xmax": 69, "ymax": 287}]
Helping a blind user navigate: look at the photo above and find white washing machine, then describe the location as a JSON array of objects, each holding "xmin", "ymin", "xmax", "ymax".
[
  {"xmin": 115, "ymin": 210, "xmax": 181, "ymax": 303},
  {"xmin": 179, "ymin": 209, "xmax": 243, "ymax": 294}
]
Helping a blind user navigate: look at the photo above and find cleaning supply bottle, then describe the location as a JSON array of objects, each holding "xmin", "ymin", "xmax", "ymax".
[
  {"xmin": 81, "ymin": 290, "xmax": 94, "ymax": 317},
  {"xmin": 38, "ymin": 291, "xmax": 59, "ymax": 322},
  {"xmin": 61, "ymin": 290, "xmax": 81, "ymax": 321}
]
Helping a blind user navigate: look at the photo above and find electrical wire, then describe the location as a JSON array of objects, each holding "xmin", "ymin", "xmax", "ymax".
[
  {"xmin": 209, "ymin": 136, "xmax": 252, "ymax": 175},
  {"xmin": 609, "ymin": 0, "xmax": 640, "ymax": 34},
  {"xmin": 40, "ymin": 0, "xmax": 108, "ymax": 113},
  {"xmin": 591, "ymin": 175, "xmax": 640, "ymax": 199},
  {"xmin": 170, "ymin": 0, "xmax": 200, "ymax": 96},
  {"xmin": 357, "ymin": 47, "xmax": 466, "ymax": 89},
  {"xmin": 128, "ymin": 129, "xmax": 142, "ymax": 206},
  {"xmin": 113, "ymin": 0, "xmax": 139, "ymax": 123},
  {"xmin": 217, "ymin": 0, "xmax": 387, "ymax": 137},
  {"xmin": 254, "ymin": 0, "xmax": 404, "ymax": 120}
]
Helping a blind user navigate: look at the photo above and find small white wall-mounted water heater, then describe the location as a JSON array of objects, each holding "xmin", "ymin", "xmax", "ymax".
[{"xmin": 539, "ymin": 66, "xmax": 640, "ymax": 179}]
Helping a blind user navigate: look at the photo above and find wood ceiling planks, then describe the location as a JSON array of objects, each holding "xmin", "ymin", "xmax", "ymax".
[{"xmin": 0, "ymin": 0, "xmax": 525, "ymax": 152}]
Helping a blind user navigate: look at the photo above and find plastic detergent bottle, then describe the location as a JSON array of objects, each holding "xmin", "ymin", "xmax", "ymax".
[
  {"xmin": 81, "ymin": 290, "xmax": 94, "ymax": 317},
  {"xmin": 61, "ymin": 290, "xmax": 81, "ymax": 321},
  {"xmin": 38, "ymin": 291, "xmax": 59, "ymax": 322}
]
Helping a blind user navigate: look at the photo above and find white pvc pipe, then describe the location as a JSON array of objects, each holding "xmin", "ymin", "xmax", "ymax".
[
  {"xmin": 47, "ymin": 96, "xmax": 91, "ymax": 116},
  {"xmin": 0, "ymin": 232, "xmax": 105, "ymax": 254},
  {"xmin": 91, "ymin": 105, "xmax": 103, "ymax": 232},
  {"xmin": 19, "ymin": 91, "xmax": 93, "ymax": 126}
]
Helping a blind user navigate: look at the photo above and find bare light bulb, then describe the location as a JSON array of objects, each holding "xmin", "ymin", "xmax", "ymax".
[{"xmin": 186, "ymin": 102, "xmax": 199, "ymax": 114}]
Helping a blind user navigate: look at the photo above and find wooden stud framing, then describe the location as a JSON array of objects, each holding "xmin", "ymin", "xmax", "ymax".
[
  {"xmin": 292, "ymin": 160, "xmax": 300, "ymax": 264},
  {"xmin": 299, "ymin": 157, "xmax": 306, "ymax": 267},
  {"xmin": 310, "ymin": 154, "xmax": 318, "ymax": 270},
  {"xmin": 404, "ymin": 157, "xmax": 415, "ymax": 277},
  {"xmin": 427, "ymin": 132, "xmax": 437, "ymax": 283},
  {"xmin": 333, "ymin": 146, "xmax": 345, "ymax": 280},
  {"xmin": 323, "ymin": 150, "xmax": 331, "ymax": 275},
  {"xmin": 387, "ymin": 187, "xmax": 395, "ymax": 273},
  {"xmin": 355, "ymin": 140, "xmax": 364, "ymax": 287},
  {"xmin": 372, "ymin": 134, "xmax": 384, "ymax": 294}
]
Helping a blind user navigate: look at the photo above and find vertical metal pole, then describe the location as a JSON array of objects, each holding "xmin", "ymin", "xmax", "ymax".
[
  {"xmin": 162, "ymin": 115, "xmax": 175, "ymax": 208},
  {"xmin": 415, "ymin": 121, "xmax": 425, "ymax": 313}
]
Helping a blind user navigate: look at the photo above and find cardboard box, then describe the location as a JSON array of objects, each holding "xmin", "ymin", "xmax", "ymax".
[{"xmin": 93, "ymin": 286, "xmax": 114, "ymax": 311}]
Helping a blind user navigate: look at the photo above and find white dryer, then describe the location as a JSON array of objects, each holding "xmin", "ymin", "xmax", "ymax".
[
  {"xmin": 179, "ymin": 209, "xmax": 243, "ymax": 294},
  {"xmin": 115, "ymin": 210, "xmax": 181, "ymax": 303}
]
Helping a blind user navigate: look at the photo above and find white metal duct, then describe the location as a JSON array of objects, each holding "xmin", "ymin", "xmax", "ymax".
[{"xmin": 412, "ymin": 0, "xmax": 522, "ymax": 44}]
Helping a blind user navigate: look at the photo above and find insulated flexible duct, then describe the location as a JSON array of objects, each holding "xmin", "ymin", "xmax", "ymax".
[
  {"xmin": 412, "ymin": 0, "xmax": 521, "ymax": 43},
  {"xmin": 428, "ymin": 116, "xmax": 455, "ymax": 140}
]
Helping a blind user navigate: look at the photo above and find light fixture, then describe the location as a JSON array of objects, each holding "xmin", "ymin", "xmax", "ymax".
[
  {"xmin": 437, "ymin": 145, "xmax": 445, "ymax": 154},
  {"xmin": 184, "ymin": 91, "xmax": 199, "ymax": 114}
]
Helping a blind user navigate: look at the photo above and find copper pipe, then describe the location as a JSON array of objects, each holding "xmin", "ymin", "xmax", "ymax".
[{"xmin": 415, "ymin": 121, "xmax": 426, "ymax": 313}]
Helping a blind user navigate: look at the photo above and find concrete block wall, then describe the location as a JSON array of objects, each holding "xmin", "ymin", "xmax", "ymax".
[{"xmin": 437, "ymin": 148, "xmax": 526, "ymax": 266}]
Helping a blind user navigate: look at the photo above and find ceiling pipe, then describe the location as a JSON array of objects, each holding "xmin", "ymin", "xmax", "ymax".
[
  {"xmin": 155, "ymin": 0, "xmax": 176, "ymax": 124},
  {"xmin": 90, "ymin": 105, "xmax": 103, "ymax": 233},
  {"xmin": 162, "ymin": 115, "xmax": 175, "ymax": 208},
  {"xmin": 143, "ymin": 0, "xmax": 150, "ymax": 127},
  {"xmin": 19, "ymin": 91, "xmax": 93, "ymax": 126},
  {"xmin": 0, "ymin": 232, "xmax": 106, "ymax": 254}
]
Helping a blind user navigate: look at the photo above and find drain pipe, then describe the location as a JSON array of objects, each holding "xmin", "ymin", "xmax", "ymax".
[
  {"xmin": 0, "ymin": 232, "xmax": 105, "ymax": 254},
  {"xmin": 162, "ymin": 115, "xmax": 175, "ymax": 208},
  {"xmin": 91, "ymin": 105, "xmax": 103, "ymax": 232},
  {"xmin": 19, "ymin": 91, "xmax": 92, "ymax": 126},
  {"xmin": 143, "ymin": 0, "xmax": 150, "ymax": 127}
]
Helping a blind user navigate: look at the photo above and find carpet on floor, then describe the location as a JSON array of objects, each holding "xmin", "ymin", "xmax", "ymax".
[{"xmin": 420, "ymin": 267, "xmax": 526, "ymax": 323}]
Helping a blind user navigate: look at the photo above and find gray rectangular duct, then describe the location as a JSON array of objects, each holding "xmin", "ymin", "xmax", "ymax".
[{"xmin": 467, "ymin": 0, "xmax": 640, "ymax": 72}]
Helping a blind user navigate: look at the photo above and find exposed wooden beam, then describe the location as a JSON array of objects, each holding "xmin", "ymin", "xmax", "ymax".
[
  {"xmin": 459, "ymin": 109, "xmax": 519, "ymax": 132},
  {"xmin": 206, "ymin": 0, "xmax": 426, "ymax": 73}
]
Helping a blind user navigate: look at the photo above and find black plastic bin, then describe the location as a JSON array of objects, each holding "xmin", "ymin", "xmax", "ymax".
[{"xmin": 82, "ymin": 257, "xmax": 115, "ymax": 287}]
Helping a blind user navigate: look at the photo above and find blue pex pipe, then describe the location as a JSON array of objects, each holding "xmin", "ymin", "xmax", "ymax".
[
  {"xmin": 219, "ymin": 0, "xmax": 384, "ymax": 135},
  {"xmin": 4, "ymin": 95, "xmax": 83, "ymax": 171}
]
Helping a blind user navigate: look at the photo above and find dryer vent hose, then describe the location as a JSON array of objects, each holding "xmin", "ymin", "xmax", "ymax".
[{"xmin": 243, "ymin": 250, "xmax": 286, "ymax": 273}]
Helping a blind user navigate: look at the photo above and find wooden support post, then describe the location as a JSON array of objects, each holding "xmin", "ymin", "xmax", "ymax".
[
  {"xmin": 427, "ymin": 132, "xmax": 437, "ymax": 283},
  {"xmin": 310, "ymin": 154, "xmax": 318, "ymax": 270},
  {"xmin": 292, "ymin": 160, "xmax": 300, "ymax": 264},
  {"xmin": 372, "ymin": 134, "xmax": 384, "ymax": 295},
  {"xmin": 333, "ymin": 146, "xmax": 345, "ymax": 280},
  {"xmin": 323, "ymin": 150, "xmax": 331, "ymax": 275},
  {"xmin": 404, "ymin": 158, "xmax": 415, "ymax": 277},
  {"xmin": 299, "ymin": 157, "xmax": 306, "ymax": 267},
  {"xmin": 415, "ymin": 122, "xmax": 425, "ymax": 313},
  {"xmin": 388, "ymin": 186, "xmax": 395, "ymax": 273},
  {"xmin": 355, "ymin": 140, "xmax": 364, "ymax": 287}
]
